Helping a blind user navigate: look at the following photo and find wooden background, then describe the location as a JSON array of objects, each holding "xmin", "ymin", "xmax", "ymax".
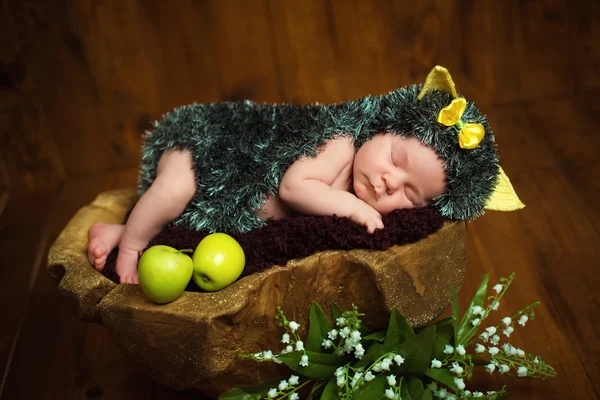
[{"xmin": 1, "ymin": 0, "xmax": 599, "ymax": 398}]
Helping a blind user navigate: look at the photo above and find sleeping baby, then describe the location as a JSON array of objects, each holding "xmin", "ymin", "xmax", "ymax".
[{"xmin": 87, "ymin": 66, "xmax": 523, "ymax": 283}]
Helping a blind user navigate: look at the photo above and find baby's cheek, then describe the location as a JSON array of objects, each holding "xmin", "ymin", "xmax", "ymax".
[{"xmin": 354, "ymin": 182, "xmax": 368, "ymax": 201}]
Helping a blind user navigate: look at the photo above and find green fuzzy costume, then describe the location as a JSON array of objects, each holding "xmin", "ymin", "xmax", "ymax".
[{"xmin": 138, "ymin": 84, "xmax": 498, "ymax": 233}]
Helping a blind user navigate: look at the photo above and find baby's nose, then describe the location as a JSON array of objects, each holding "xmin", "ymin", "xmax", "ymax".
[{"xmin": 383, "ymin": 172, "xmax": 402, "ymax": 193}]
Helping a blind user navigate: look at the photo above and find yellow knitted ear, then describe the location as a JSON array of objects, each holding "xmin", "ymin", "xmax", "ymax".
[
  {"xmin": 485, "ymin": 166, "xmax": 526, "ymax": 211},
  {"xmin": 418, "ymin": 66, "xmax": 458, "ymax": 100}
]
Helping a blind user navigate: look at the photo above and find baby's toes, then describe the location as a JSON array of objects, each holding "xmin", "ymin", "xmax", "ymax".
[
  {"xmin": 94, "ymin": 254, "xmax": 108, "ymax": 270},
  {"xmin": 120, "ymin": 274, "xmax": 139, "ymax": 285}
]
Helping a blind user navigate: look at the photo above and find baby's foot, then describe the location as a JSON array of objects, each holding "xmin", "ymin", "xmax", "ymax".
[
  {"xmin": 116, "ymin": 247, "xmax": 141, "ymax": 284},
  {"xmin": 87, "ymin": 223, "xmax": 125, "ymax": 270}
]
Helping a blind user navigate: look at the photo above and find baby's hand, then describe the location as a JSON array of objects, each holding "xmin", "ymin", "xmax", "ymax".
[{"xmin": 350, "ymin": 202, "xmax": 384, "ymax": 234}]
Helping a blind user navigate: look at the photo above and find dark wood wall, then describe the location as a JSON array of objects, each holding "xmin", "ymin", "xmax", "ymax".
[{"xmin": 1, "ymin": 1, "xmax": 599, "ymax": 399}]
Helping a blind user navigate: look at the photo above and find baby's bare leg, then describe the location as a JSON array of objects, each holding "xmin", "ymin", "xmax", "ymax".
[{"xmin": 116, "ymin": 149, "xmax": 197, "ymax": 284}]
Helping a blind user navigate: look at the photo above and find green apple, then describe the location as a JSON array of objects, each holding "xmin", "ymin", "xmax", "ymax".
[
  {"xmin": 192, "ymin": 233, "xmax": 245, "ymax": 291},
  {"xmin": 138, "ymin": 245, "xmax": 194, "ymax": 304}
]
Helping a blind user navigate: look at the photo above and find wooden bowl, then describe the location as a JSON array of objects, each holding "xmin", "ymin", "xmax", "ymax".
[{"xmin": 48, "ymin": 189, "xmax": 465, "ymax": 397}]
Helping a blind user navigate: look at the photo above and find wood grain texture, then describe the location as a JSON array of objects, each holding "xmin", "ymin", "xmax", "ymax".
[
  {"xmin": 0, "ymin": 2, "xmax": 65, "ymax": 196},
  {"xmin": 0, "ymin": 0, "xmax": 598, "ymax": 398}
]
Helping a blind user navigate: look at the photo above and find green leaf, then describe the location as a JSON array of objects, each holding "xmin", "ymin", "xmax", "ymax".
[
  {"xmin": 414, "ymin": 316, "xmax": 452, "ymax": 334},
  {"xmin": 352, "ymin": 373, "xmax": 388, "ymax": 400},
  {"xmin": 218, "ymin": 378, "xmax": 282, "ymax": 400},
  {"xmin": 425, "ymin": 368, "xmax": 458, "ymax": 391},
  {"xmin": 276, "ymin": 350, "xmax": 347, "ymax": 380},
  {"xmin": 307, "ymin": 380, "xmax": 327, "ymax": 400},
  {"xmin": 363, "ymin": 330, "xmax": 386, "ymax": 342},
  {"xmin": 457, "ymin": 273, "xmax": 489, "ymax": 344},
  {"xmin": 396, "ymin": 325, "xmax": 436, "ymax": 375},
  {"xmin": 319, "ymin": 378, "xmax": 339, "ymax": 400},
  {"xmin": 307, "ymin": 302, "xmax": 335, "ymax": 352},
  {"xmin": 401, "ymin": 377, "xmax": 425, "ymax": 400},
  {"xmin": 358, "ymin": 324, "xmax": 374, "ymax": 338},
  {"xmin": 406, "ymin": 377, "xmax": 425, "ymax": 399},
  {"xmin": 451, "ymin": 287, "xmax": 460, "ymax": 340},
  {"xmin": 431, "ymin": 318, "xmax": 453, "ymax": 360},
  {"xmin": 331, "ymin": 302, "xmax": 343, "ymax": 322},
  {"xmin": 420, "ymin": 388, "xmax": 433, "ymax": 400},
  {"xmin": 383, "ymin": 307, "xmax": 415, "ymax": 348}
]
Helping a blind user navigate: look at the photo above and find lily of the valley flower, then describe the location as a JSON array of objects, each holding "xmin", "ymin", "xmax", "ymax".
[
  {"xmin": 519, "ymin": 315, "xmax": 529, "ymax": 326},
  {"xmin": 364, "ymin": 371, "xmax": 375, "ymax": 382},
  {"xmin": 472, "ymin": 305, "xmax": 483, "ymax": 315},
  {"xmin": 268, "ymin": 388, "xmax": 278, "ymax": 398},
  {"xmin": 295, "ymin": 341, "xmax": 304, "ymax": 351},
  {"xmin": 502, "ymin": 317, "xmax": 512, "ymax": 326},
  {"xmin": 450, "ymin": 362, "xmax": 464, "ymax": 375},
  {"xmin": 454, "ymin": 377, "xmax": 466, "ymax": 390},
  {"xmin": 278, "ymin": 380, "xmax": 289, "ymax": 391},
  {"xmin": 281, "ymin": 333, "xmax": 290, "ymax": 343},
  {"xmin": 503, "ymin": 326, "xmax": 514, "ymax": 337},
  {"xmin": 381, "ymin": 358, "xmax": 392, "ymax": 371},
  {"xmin": 499, "ymin": 364, "xmax": 510, "ymax": 374},
  {"xmin": 471, "ymin": 318, "xmax": 481, "ymax": 326},
  {"xmin": 517, "ymin": 366, "xmax": 528, "ymax": 377},
  {"xmin": 387, "ymin": 374, "xmax": 397, "ymax": 386},
  {"xmin": 443, "ymin": 345, "xmax": 454, "ymax": 354},
  {"xmin": 455, "ymin": 345, "xmax": 466, "ymax": 355},
  {"xmin": 336, "ymin": 317, "xmax": 346, "ymax": 326},
  {"xmin": 385, "ymin": 388, "xmax": 398, "ymax": 399},
  {"xmin": 480, "ymin": 331, "xmax": 489, "ymax": 342},
  {"xmin": 299, "ymin": 355, "xmax": 309, "ymax": 367},
  {"xmin": 474, "ymin": 344, "xmax": 485, "ymax": 353},
  {"xmin": 288, "ymin": 321, "xmax": 300, "ymax": 332},
  {"xmin": 431, "ymin": 358, "xmax": 442, "ymax": 368},
  {"xmin": 290, "ymin": 393, "xmax": 299, "ymax": 400},
  {"xmin": 394, "ymin": 354, "xmax": 405, "ymax": 365},
  {"xmin": 485, "ymin": 363, "xmax": 496, "ymax": 374},
  {"xmin": 340, "ymin": 327, "xmax": 351, "ymax": 338},
  {"xmin": 485, "ymin": 326, "xmax": 497, "ymax": 336},
  {"xmin": 322, "ymin": 339, "xmax": 333, "ymax": 348},
  {"xmin": 328, "ymin": 329, "xmax": 338, "ymax": 340},
  {"xmin": 490, "ymin": 334, "xmax": 500, "ymax": 345},
  {"xmin": 354, "ymin": 343, "xmax": 365, "ymax": 359},
  {"xmin": 488, "ymin": 346, "xmax": 499, "ymax": 356},
  {"xmin": 288, "ymin": 375, "xmax": 299, "ymax": 385},
  {"xmin": 493, "ymin": 284, "xmax": 503, "ymax": 293},
  {"xmin": 492, "ymin": 301, "xmax": 500, "ymax": 311}
]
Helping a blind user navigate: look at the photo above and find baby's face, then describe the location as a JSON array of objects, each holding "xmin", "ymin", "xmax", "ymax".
[{"xmin": 353, "ymin": 134, "xmax": 446, "ymax": 214}]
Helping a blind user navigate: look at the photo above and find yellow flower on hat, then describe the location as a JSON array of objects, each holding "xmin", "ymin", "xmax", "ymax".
[{"xmin": 437, "ymin": 98, "xmax": 485, "ymax": 149}]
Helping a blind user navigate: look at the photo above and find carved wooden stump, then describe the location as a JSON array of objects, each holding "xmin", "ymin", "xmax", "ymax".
[{"xmin": 48, "ymin": 189, "xmax": 465, "ymax": 398}]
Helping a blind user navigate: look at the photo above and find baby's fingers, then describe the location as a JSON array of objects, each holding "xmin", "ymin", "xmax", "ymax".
[
  {"xmin": 366, "ymin": 219, "xmax": 384, "ymax": 234},
  {"xmin": 366, "ymin": 220, "xmax": 376, "ymax": 234}
]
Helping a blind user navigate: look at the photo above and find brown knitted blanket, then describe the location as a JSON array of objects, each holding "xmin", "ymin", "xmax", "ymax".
[{"xmin": 101, "ymin": 208, "xmax": 444, "ymax": 289}]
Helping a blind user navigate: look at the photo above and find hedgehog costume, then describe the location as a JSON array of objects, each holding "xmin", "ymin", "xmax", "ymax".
[{"xmin": 138, "ymin": 66, "xmax": 523, "ymax": 233}]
